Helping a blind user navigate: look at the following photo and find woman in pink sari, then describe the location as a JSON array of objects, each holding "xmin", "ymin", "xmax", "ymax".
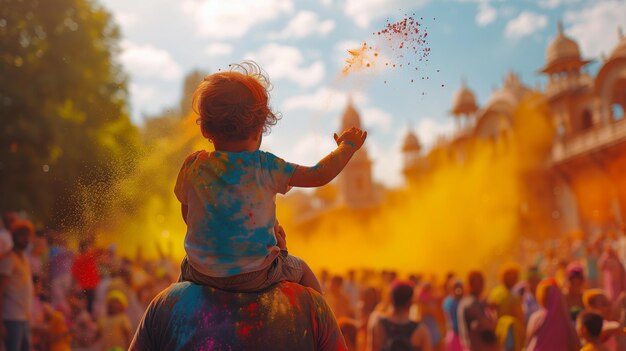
[
  {"xmin": 525, "ymin": 278, "xmax": 580, "ymax": 351},
  {"xmin": 599, "ymin": 244, "xmax": 626, "ymax": 304}
]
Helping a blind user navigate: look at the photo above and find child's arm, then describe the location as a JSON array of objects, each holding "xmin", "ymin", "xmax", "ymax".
[{"xmin": 289, "ymin": 127, "xmax": 367, "ymax": 187}]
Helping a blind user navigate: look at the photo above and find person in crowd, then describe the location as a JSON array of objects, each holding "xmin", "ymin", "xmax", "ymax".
[
  {"xmin": 0, "ymin": 220, "xmax": 34, "ymax": 351},
  {"xmin": 326, "ymin": 275, "xmax": 355, "ymax": 320},
  {"xmin": 357, "ymin": 287, "xmax": 380, "ymax": 350},
  {"xmin": 28, "ymin": 230, "xmax": 48, "ymax": 278},
  {"xmin": 488, "ymin": 265, "xmax": 524, "ymax": 351},
  {"xmin": 96, "ymin": 290, "xmax": 132, "ymax": 351},
  {"xmin": 43, "ymin": 303, "xmax": 71, "ymax": 351},
  {"xmin": 598, "ymin": 244, "xmax": 626, "ymax": 304},
  {"xmin": 582, "ymin": 289, "xmax": 626, "ymax": 351},
  {"xmin": 71, "ymin": 239, "xmax": 101, "ymax": 314},
  {"xmin": 414, "ymin": 282, "xmax": 444, "ymax": 350},
  {"xmin": 130, "ymin": 281, "xmax": 347, "ymax": 351},
  {"xmin": 520, "ymin": 266, "xmax": 542, "ymax": 325},
  {"xmin": 344, "ymin": 270, "xmax": 360, "ymax": 312},
  {"xmin": 586, "ymin": 241, "xmax": 601, "ymax": 288},
  {"xmin": 48, "ymin": 231, "xmax": 74, "ymax": 315},
  {"xmin": 442, "ymin": 279, "xmax": 463, "ymax": 351},
  {"xmin": 526, "ymin": 278, "xmax": 580, "ymax": 351},
  {"xmin": 564, "ymin": 262, "xmax": 586, "ymax": 321},
  {"xmin": 578, "ymin": 311, "xmax": 610, "ymax": 351},
  {"xmin": 457, "ymin": 271, "xmax": 498, "ymax": 351},
  {"xmin": 67, "ymin": 290, "xmax": 97, "ymax": 350},
  {"xmin": 338, "ymin": 318, "xmax": 358, "ymax": 351},
  {"xmin": 366, "ymin": 281, "xmax": 432, "ymax": 351},
  {"xmin": 31, "ymin": 275, "xmax": 46, "ymax": 350}
]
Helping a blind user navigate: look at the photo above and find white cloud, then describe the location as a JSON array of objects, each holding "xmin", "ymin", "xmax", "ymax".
[
  {"xmin": 505, "ymin": 11, "xmax": 548, "ymax": 38},
  {"xmin": 368, "ymin": 138, "xmax": 404, "ymax": 187},
  {"xmin": 273, "ymin": 11, "xmax": 335, "ymax": 39},
  {"xmin": 537, "ymin": 0, "xmax": 580, "ymax": 9},
  {"xmin": 344, "ymin": 0, "xmax": 429, "ymax": 28},
  {"xmin": 476, "ymin": 3, "xmax": 497, "ymax": 27},
  {"xmin": 245, "ymin": 44, "xmax": 325, "ymax": 88},
  {"xmin": 119, "ymin": 41, "xmax": 182, "ymax": 81},
  {"xmin": 291, "ymin": 132, "xmax": 338, "ymax": 167},
  {"xmin": 564, "ymin": 0, "xmax": 626, "ymax": 58},
  {"xmin": 282, "ymin": 87, "xmax": 368, "ymax": 112},
  {"xmin": 181, "ymin": 0, "xmax": 293, "ymax": 39},
  {"xmin": 114, "ymin": 12, "xmax": 138, "ymax": 27},
  {"xmin": 361, "ymin": 107, "xmax": 393, "ymax": 133},
  {"xmin": 414, "ymin": 117, "xmax": 455, "ymax": 149},
  {"xmin": 204, "ymin": 43, "xmax": 233, "ymax": 56}
]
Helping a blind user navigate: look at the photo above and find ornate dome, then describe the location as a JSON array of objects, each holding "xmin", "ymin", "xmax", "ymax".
[
  {"xmin": 402, "ymin": 130, "xmax": 421, "ymax": 152},
  {"xmin": 610, "ymin": 27, "xmax": 626, "ymax": 59},
  {"xmin": 451, "ymin": 80, "xmax": 478, "ymax": 116},
  {"xmin": 542, "ymin": 21, "xmax": 589, "ymax": 73},
  {"xmin": 340, "ymin": 97, "xmax": 361, "ymax": 130}
]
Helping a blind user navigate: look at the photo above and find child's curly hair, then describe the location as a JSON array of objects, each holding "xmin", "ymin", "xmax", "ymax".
[{"xmin": 192, "ymin": 61, "xmax": 280, "ymax": 141}]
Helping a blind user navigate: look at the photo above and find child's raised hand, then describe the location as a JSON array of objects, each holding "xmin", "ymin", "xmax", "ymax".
[{"xmin": 333, "ymin": 127, "xmax": 367, "ymax": 150}]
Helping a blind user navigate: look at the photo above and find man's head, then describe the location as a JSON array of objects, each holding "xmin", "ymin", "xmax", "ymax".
[
  {"xmin": 567, "ymin": 262, "xmax": 585, "ymax": 292},
  {"xmin": 193, "ymin": 61, "xmax": 278, "ymax": 144},
  {"xmin": 577, "ymin": 311, "xmax": 603, "ymax": 343},
  {"xmin": 10, "ymin": 220, "xmax": 33, "ymax": 251},
  {"xmin": 526, "ymin": 266, "xmax": 542, "ymax": 294},
  {"xmin": 390, "ymin": 281, "xmax": 414, "ymax": 311},
  {"xmin": 330, "ymin": 275, "xmax": 343, "ymax": 293},
  {"xmin": 467, "ymin": 271, "xmax": 484, "ymax": 296},
  {"xmin": 448, "ymin": 278, "xmax": 464, "ymax": 298},
  {"xmin": 501, "ymin": 266, "xmax": 519, "ymax": 290}
]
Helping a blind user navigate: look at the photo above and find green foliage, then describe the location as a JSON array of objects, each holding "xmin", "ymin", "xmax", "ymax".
[{"xmin": 0, "ymin": 0, "xmax": 139, "ymax": 228}]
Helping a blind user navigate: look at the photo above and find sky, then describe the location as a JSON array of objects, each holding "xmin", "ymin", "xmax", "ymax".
[{"xmin": 100, "ymin": 0, "xmax": 626, "ymax": 187}]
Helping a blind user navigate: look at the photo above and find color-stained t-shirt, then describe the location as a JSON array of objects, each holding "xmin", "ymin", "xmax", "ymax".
[
  {"xmin": 175, "ymin": 150, "xmax": 296, "ymax": 277},
  {"xmin": 130, "ymin": 281, "xmax": 348, "ymax": 351}
]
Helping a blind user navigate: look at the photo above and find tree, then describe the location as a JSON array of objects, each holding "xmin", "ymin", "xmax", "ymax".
[{"xmin": 0, "ymin": 0, "xmax": 139, "ymax": 228}]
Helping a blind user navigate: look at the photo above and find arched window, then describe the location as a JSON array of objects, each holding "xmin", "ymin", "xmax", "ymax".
[
  {"xmin": 581, "ymin": 109, "xmax": 593, "ymax": 130},
  {"xmin": 612, "ymin": 104, "xmax": 624, "ymax": 121}
]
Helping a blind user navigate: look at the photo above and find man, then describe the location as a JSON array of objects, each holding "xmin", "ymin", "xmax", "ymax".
[
  {"xmin": 130, "ymin": 281, "xmax": 347, "ymax": 351},
  {"xmin": 71, "ymin": 239, "xmax": 100, "ymax": 314},
  {"xmin": 0, "ymin": 221, "xmax": 34, "ymax": 351},
  {"xmin": 488, "ymin": 266, "xmax": 524, "ymax": 351},
  {"xmin": 366, "ymin": 280, "xmax": 431, "ymax": 351},
  {"xmin": 326, "ymin": 275, "xmax": 355, "ymax": 320},
  {"xmin": 457, "ymin": 271, "xmax": 498, "ymax": 351}
]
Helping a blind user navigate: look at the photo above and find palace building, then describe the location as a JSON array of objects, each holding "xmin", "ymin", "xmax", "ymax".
[{"xmin": 401, "ymin": 22, "xmax": 626, "ymax": 237}]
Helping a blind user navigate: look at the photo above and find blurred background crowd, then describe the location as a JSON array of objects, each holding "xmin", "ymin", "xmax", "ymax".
[{"xmin": 2, "ymin": 210, "xmax": 625, "ymax": 351}]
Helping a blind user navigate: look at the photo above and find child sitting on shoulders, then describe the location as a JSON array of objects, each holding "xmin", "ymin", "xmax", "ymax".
[{"xmin": 176, "ymin": 61, "xmax": 366, "ymax": 293}]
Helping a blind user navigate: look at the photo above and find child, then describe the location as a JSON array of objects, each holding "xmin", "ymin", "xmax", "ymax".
[
  {"xmin": 96, "ymin": 290, "xmax": 132, "ymax": 351},
  {"xmin": 577, "ymin": 311, "xmax": 608, "ymax": 351},
  {"xmin": 176, "ymin": 61, "xmax": 366, "ymax": 293}
]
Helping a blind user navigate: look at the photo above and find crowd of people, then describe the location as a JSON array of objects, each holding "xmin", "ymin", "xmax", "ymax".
[
  {"xmin": 0, "ymin": 212, "xmax": 179, "ymax": 351},
  {"xmin": 319, "ymin": 229, "xmax": 626, "ymax": 351},
  {"xmin": 1, "ymin": 209, "xmax": 626, "ymax": 351}
]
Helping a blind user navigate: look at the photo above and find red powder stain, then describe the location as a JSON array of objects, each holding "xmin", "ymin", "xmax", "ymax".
[{"xmin": 280, "ymin": 283, "xmax": 300, "ymax": 308}]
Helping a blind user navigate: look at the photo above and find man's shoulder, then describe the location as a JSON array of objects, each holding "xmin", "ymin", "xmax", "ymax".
[{"xmin": 155, "ymin": 281, "xmax": 318, "ymax": 304}]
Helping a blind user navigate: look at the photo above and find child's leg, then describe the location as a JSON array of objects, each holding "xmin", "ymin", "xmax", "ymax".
[{"xmin": 299, "ymin": 260, "xmax": 323, "ymax": 294}]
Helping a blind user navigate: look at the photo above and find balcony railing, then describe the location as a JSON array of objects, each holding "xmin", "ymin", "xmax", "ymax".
[{"xmin": 552, "ymin": 119, "xmax": 626, "ymax": 163}]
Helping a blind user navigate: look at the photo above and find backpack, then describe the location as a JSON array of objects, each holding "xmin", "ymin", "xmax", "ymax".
[{"xmin": 380, "ymin": 318, "xmax": 420, "ymax": 351}]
